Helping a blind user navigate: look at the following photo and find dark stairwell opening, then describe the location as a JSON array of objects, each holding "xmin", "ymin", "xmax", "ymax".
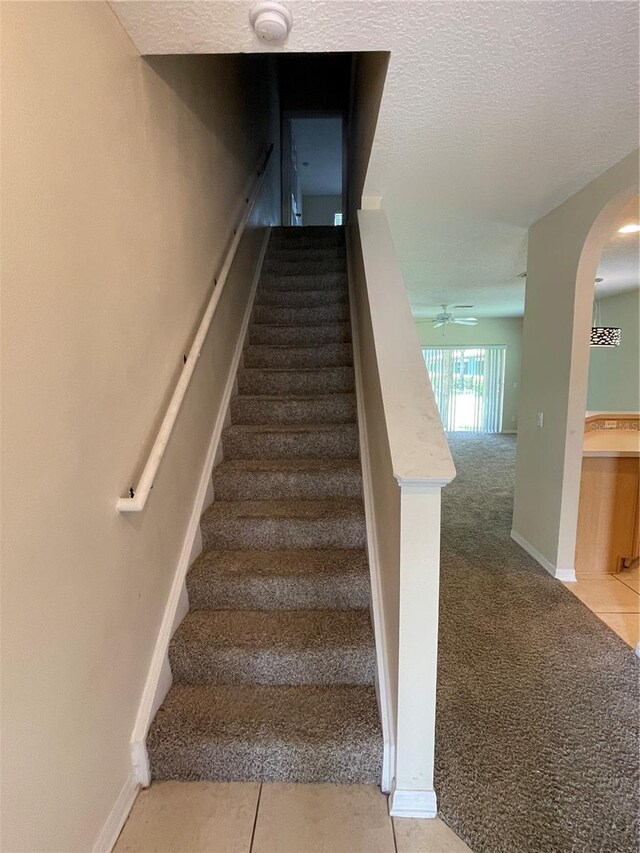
[{"xmin": 277, "ymin": 53, "xmax": 352, "ymax": 227}]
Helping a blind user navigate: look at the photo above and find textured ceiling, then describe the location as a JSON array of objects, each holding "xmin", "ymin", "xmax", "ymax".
[
  {"xmin": 595, "ymin": 195, "xmax": 639, "ymax": 300},
  {"xmin": 292, "ymin": 118, "xmax": 343, "ymax": 196},
  {"xmin": 111, "ymin": 0, "xmax": 640, "ymax": 318}
]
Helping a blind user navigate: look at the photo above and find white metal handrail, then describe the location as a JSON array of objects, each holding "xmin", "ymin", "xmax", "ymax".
[{"xmin": 116, "ymin": 144, "xmax": 273, "ymax": 513}]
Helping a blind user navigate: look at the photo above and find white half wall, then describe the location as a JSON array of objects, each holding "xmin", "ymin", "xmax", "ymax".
[{"xmin": 348, "ymin": 210, "xmax": 455, "ymax": 815}]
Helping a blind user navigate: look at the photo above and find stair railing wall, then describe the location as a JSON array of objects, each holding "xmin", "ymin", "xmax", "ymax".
[
  {"xmin": 116, "ymin": 144, "xmax": 273, "ymax": 513},
  {"xmin": 347, "ymin": 210, "xmax": 456, "ymax": 817},
  {"xmin": 128, "ymin": 147, "xmax": 276, "ymax": 786}
]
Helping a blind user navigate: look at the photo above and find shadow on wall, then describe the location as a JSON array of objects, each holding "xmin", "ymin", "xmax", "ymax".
[{"xmin": 144, "ymin": 54, "xmax": 277, "ymax": 170}]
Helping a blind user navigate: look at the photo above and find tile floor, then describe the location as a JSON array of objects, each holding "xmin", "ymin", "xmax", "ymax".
[
  {"xmin": 114, "ymin": 782, "xmax": 472, "ymax": 853},
  {"xmin": 563, "ymin": 563, "xmax": 640, "ymax": 652}
]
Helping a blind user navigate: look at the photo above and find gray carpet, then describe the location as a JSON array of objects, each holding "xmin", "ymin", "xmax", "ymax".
[
  {"xmin": 436, "ymin": 433, "xmax": 640, "ymax": 853},
  {"xmin": 147, "ymin": 226, "xmax": 383, "ymax": 784}
]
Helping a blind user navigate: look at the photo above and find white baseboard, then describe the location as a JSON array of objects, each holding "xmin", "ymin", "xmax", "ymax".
[
  {"xmin": 129, "ymin": 228, "xmax": 270, "ymax": 786},
  {"xmin": 635, "ymin": 642, "xmax": 640, "ymax": 659},
  {"xmin": 554, "ymin": 567, "xmax": 577, "ymax": 582},
  {"xmin": 510, "ymin": 529, "xmax": 576, "ymax": 582},
  {"xmin": 388, "ymin": 786, "xmax": 437, "ymax": 818},
  {"xmin": 92, "ymin": 772, "xmax": 139, "ymax": 853},
  {"xmin": 346, "ymin": 228, "xmax": 395, "ymax": 795}
]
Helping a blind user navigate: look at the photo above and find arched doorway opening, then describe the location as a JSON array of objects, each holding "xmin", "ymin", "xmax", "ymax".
[{"xmin": 512, "ymin": 152, "xmax": 638, "ymax": 584}]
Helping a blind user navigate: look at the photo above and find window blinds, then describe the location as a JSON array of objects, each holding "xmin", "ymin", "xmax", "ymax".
[{"xmin": 422, "ymin": 346, "xmax": 506, "ymax": 433}]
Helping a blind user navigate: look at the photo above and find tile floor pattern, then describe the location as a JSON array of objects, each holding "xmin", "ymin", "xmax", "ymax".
[
  {"xmin": 563, "ymin": 563, "xmax": 640, "ymax": 652},
  {"xmin": 114, "ymin": 782, "xmax": 472, "ymax": 853}
]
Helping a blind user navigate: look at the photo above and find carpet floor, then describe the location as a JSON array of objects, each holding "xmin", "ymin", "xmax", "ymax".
[{"xmin": 436, "ymin": 433, "xmax": 639, "ymax": 853}]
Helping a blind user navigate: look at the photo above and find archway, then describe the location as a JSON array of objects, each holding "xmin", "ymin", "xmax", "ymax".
[{"xmin": 512, "ymin": 151, "xmax": 638, "ymax": 580}]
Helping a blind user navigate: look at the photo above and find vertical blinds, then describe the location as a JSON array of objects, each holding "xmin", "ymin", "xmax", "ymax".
[{"xmin": 422, "ymin": 346, "xmax": 506, "ymax": 433}]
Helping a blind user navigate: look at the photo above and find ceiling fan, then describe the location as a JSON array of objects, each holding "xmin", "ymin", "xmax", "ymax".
[{"xmin": 432, "ymin": 305, "xmax": 478, "ymax": 328}]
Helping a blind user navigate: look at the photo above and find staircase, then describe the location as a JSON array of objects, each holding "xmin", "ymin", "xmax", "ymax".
[{"xmin": 147, "ymin": 226, "xmax": 383, "ymax": 785}]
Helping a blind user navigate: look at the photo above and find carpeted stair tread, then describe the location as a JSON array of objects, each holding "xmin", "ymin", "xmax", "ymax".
[
  {"xmin": 270, "ymin": 231, "xmax": 345, "ymax": 248},
  {"xmin": 267, "ymin": 246, "xmax": 345, "ymax": 261},
  {"xmin": 222, "ymin": 422, "xmax": 359, "ymax": 459},
  {"xmin": 201, "ymin": 498, "xmax": 366, "ymax": 551},
  {"xmin": 230, "ymin": 393, "xmax": 356, "ymax": 425},
  {"xmin": 204, "ymin": 497, "xmax": 364, "ymax": 520},
  {"xmin": 169, "ymin": 609, "xmax": 376, "ymax": 685},
  {"xmin": 244, "ymin": 342, "xmax": 353, "ymax": 369},
  {"xmin": 214, "ymin": 457, "xmax": 361, "ymax": 473},
  {"xmin": 147, "ymin": 226, "xmax": 382, "ymax": 786},
  {"xmin": 187, "ymin": 548, "xmax": 370, "ymax": 610},
  {"xmin": 253, "ymin": 302, "xmax": 350, "ymax": 325},
  {"xmin": 212, "ymin": 457, "xmax": 362, "ymax": 500},
  {"xmin": 258, "ymin": 272, "xmax": 348, "ymax": 291},
  {"xmin": 262, "ymin": 259, "xmax": 347, "ymax": 276},
  {"xmin": 147, "ymin": 683, "xmax": 383, "ymax": 783},
  {"xmin": 250, "ymin": 322, "xmax": 351, "ymax": 346},
  {"xmin": 238, "ymin": 366, "xmax": 354, "ymax": 396},
  {"xmin": 255, "ymin": 287, "xmax": 348, "ymax": 307}
]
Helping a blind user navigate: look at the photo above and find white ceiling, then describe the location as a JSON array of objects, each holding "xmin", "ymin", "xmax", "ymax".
[
  {"xmin": 111, "ymin": 1, "xmax": 640, "ymax": 318},
  {"xmin": 291, "ymin": 117, "xmax": 343, "ymax": 196}
]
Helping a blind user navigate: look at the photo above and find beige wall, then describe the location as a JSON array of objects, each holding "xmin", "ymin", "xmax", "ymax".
[
  {"xmin": 1, "ymin": 4, "xmax": 278, "ymax": 851},
  {"xmin": 348, "ymin": 52, "xmax": 390, "ymax": 215},
  {"xmin": 513, "ymin": 151, "xmax": 639, "ymax": 575},
  {"xmin": 302, "ymin": 194, "xmax": 342, "ymax": 226},
  {"xmin": 415, "ymin": 318, "xmax": 523, "ymax": 432},
  {"xmin": 587, "ymin": 289, "xmax": 640, "ymax": 412}
]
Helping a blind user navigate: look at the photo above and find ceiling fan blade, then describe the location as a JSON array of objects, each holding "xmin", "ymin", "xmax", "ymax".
[
  {"xmin": 453, "ymin": 318, "xmax": 478, "ymax": 325},
  {"xmin": 433, "ymin": 320, "xmax": 445, "ymax": 328}
]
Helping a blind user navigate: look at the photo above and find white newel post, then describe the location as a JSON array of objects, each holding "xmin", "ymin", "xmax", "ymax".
[{"xmin": 389, "ymin": 483, "xmax": 442, "ymax": 818}]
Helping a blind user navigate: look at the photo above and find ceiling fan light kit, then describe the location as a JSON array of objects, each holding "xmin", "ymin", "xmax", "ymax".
[{"xmin": 431, "ymin": 305, "xmax": 478, "ymax": 333}]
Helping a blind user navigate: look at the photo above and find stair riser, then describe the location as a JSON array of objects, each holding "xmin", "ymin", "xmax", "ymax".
[
  {"xmin": 149, "ymin": 744, "xmax": 381, "ymax": 785},
  {"xmin": 187, "ymin": 572, "xmax": 370, "ymax": 611},
  {"xmin": 169, "ymin": 646, "xmax": 376, "ymax": 686},
  {"xmin": 222, "ymin": 428, "xmax": 359, "ymax": 460},
  {"xmin": 230, "ymin": 395, "xmax": 356, "ymax": 425},
  {"xmin": 238, "ymin": 368, "xmax": 354, "ymax": 396},
  {"xmin": 212, "ymin": 468, "xmax": 362, "ymax": 501},
  {"xmin": 270, "ymin": 236, "xmax": 345, "ymax": 250},
  {"xmin": 256, "ymin": 288, "xmax": 347, "ymax": 307},
  {"xmin": 201, "ymin": 516, "xmax": 366, "ymax": 550},
  {"xmin": 263, "ymin": 259, "xmax": 346, "ymax": 276},
  {"xmin": 259, "ymin": 272, "xmax": 347, "ymax": 291},
  {"xmin": 249, "ymin": 323, "xmax": 351, "ymax": 346},
  {"xmin": 267, "ymin": 247, "xmax": 345, "ymax": 261},
  {"xmin": 243, "ymin": 343, "xmax": 353, "ymax": 370},
  {"xmin": 254, "ymin": 304, "xmax": 349, "ymax": 325}
]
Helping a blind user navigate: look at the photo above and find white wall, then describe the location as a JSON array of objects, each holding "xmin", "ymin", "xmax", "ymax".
[
  {"xmin": 0, "ymin": 4, "xmax": 278, "ymax": 851},
  {"xmin": 587, "ymin": 289, "xmax": 640, "ymax": 412},
  {"xmin": 415, "ymin": 318, "xmax": 523, "ymax": 431},
  {"xmin": 513, "ymin": 151, "xmax": 638, "ymax": 577},
  {"xmin": 303, "ymin": 194, "xmax": 342, "ymax": 226}
]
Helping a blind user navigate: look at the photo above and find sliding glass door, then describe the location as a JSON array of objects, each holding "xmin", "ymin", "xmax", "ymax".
[{"xmin": 422, "ymin": 346, "xmax": 506, "ymax": 433}]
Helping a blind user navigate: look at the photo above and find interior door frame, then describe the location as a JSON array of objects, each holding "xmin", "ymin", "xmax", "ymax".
[{"xmin": 281, "ymin": 110, "xmax": 348, "ymax": 227}]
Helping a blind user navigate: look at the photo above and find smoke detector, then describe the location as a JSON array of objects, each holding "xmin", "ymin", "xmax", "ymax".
[{"xmin": 250, "ymin": 2, "xmax": 293, "ymax": 42}]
